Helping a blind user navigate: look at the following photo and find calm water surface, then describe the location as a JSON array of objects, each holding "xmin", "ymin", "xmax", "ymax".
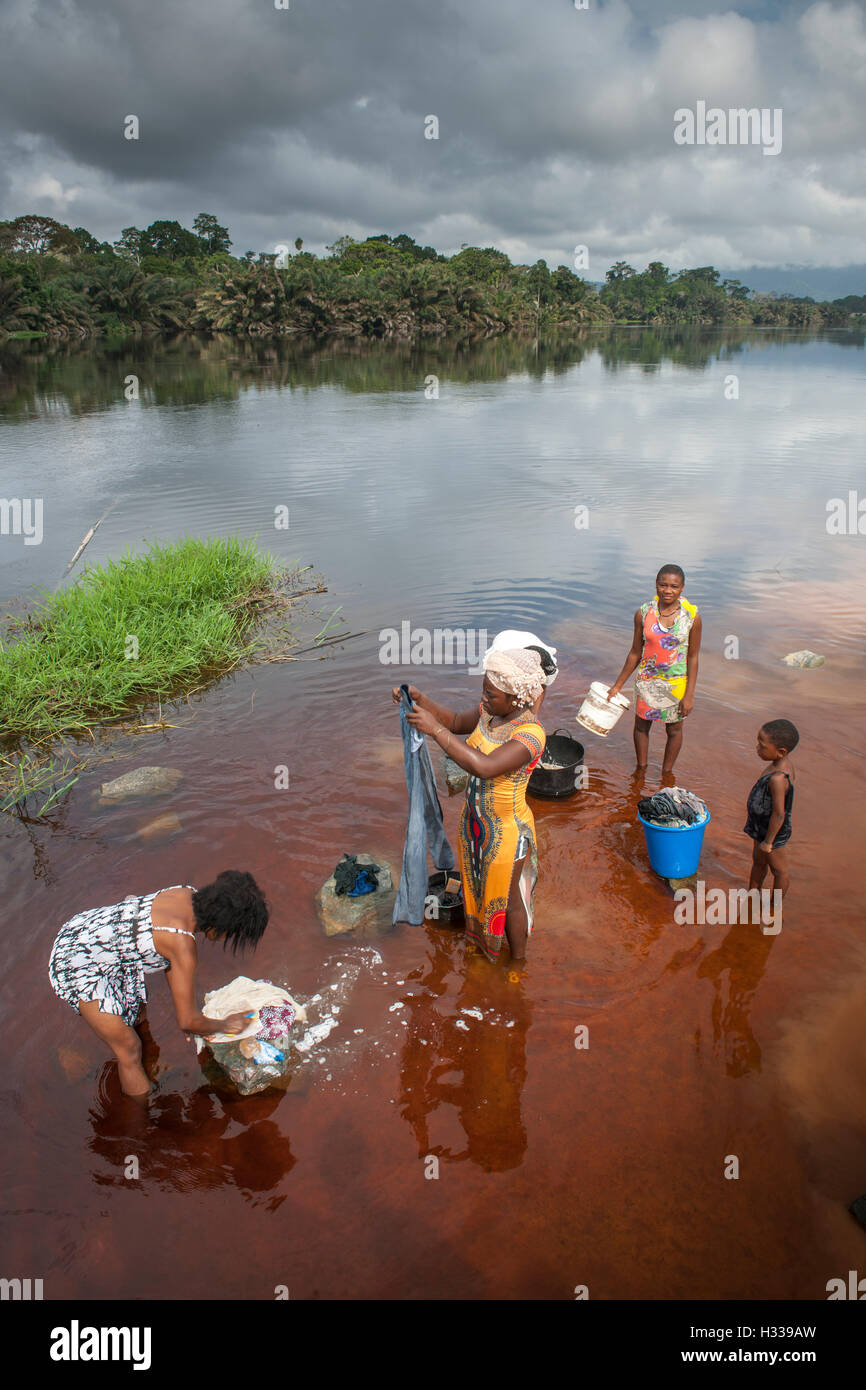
[{"xmin": 1, "ymin": 328, "xmax": 865, "ymax": 1298}]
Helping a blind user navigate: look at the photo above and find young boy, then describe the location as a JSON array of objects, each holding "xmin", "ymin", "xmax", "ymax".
[{"xmin": 744, "ymin": 719, "xmax": 798, "ymax": 898}]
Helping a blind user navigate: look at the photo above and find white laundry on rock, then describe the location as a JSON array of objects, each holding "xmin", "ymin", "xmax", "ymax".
[{"xmin": 195, "ymin": 976, "xmax": 307, "ymax": 1050}]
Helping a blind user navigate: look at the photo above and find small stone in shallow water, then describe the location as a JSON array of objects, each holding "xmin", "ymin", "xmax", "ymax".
[
  {"xmin": 443, "ymin": 755, "xmax": 469, "ymax": 793},
  {"xmin": 315, "ymin": 855, "xmax": 395, "ymax": 937},
  {"xmin": 56, "ymin": 1044, "xmax": 90, "ymax": 1083},
  {"xmin": 135, "ymin": 812, "xmax": 182, "ymax": 843},
  {"xmin": 668, "ymin": 874, "xmax": 698, "ymax": 891},
  {"xmin": 781, "ymin": 650, "xmax": 825, "ymax": 668},
  {"xmin": 98, "ymin": 765, "xmax": 184, "ymax": 803}
]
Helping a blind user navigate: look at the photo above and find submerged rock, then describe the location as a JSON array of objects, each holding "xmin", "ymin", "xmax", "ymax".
[
  {"xmin": 668, "ymin": 874, "xmax": 698, "ymax": 891},
  {"xmin": 136, "ymin": 812, "xmax": 183, "ymax": 843},
  {"xmin": 443, "ymin": 755, "xmax": 468, "ymax": 794},
  {"xmin": 98, "ymin": 766, "xmax": 184, "ymax": 803},
  {"xmin": 781, "ymin": 650, "xmax": 825, "ymax": 668},
  {"xmin": 56, "ymin": 1044, "xmax": 90, "ymax": 1084},
  {"xmin": 315, "ymin": 854, "xmax": 394, "ymax": 936}
]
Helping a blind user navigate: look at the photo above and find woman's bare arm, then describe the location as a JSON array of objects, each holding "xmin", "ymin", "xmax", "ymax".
[
  {"xmin": 681, "ymin": 613, "xmax": 702, "ymax": 716},
  {"xmin": 608, "ymin": 610, "xmax": 644, "ymax": 697},
  {"xmin": 393, "ymin": 685, "xmax": 478, "ymax": 734},
  {"xmin": 156, "ymin": 933, "xmax": 248, "ymax": 1035},
  {"xmin": 406, "ymin": 704, "xmax": 533, "ymax": 777}
]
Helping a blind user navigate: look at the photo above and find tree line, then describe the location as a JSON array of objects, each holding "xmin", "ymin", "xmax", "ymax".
[{"xmin": 0, "ymin": 212, "xmax": 860, "ymax": 342}]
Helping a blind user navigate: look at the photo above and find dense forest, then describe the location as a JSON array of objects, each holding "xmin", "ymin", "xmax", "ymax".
[{"xmin": 0, "ymin": 213, "xmax": 861, "ymax": 343}]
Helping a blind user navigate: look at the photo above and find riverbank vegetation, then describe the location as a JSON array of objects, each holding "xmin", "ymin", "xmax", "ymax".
[
  {"xmin": 0, "ymin": 213, "xmax": 860, "ymax": 343},
  {"xmin": 0, "ymin": 537, "xmax": 325, "ymax": 813}
]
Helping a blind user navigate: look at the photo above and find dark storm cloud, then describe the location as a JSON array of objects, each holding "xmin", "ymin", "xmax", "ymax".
[{"xmin": 0, "ymin": 0, "xmax": 864, "ymax": 270}]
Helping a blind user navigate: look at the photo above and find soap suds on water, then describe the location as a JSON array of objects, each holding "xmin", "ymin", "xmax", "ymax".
[
  {"xmin": 294, "ymin": 1016, "xmax": 339, "ymax": 1054},
  {"xmin": 455, "ymin": 1019, "xmax": 469, "ymax": 1031},
  {"xmin": 460, "ymin": 1007, "xmax": 484, "ymax": 1020}
]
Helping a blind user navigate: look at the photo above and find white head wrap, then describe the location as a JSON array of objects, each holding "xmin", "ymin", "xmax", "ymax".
[
  {"xmin": 486, "ymin": 630, "xmax": 558, "ymax": 686},
  {"xmin": 483, "ymin": 647, "xmax": 545, "ymax": 706}
]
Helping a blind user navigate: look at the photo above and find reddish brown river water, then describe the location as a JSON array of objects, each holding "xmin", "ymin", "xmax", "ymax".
[{"xmin": 1, "ymin": 331, "xmax": 864, "ymax": 1299}]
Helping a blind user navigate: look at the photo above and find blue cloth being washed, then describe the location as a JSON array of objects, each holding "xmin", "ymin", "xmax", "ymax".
[
  {"xmin": 393, "ymin": 703, "xmax": 455, "ymax": 925},
  {"xmin": 347, "ymin": 870, "xmax": 378, "ymax": 897}
]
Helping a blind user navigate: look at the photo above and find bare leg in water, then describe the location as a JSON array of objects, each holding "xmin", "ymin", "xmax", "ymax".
[
  {"xmin": 635, "ymin": 715, "xmax": 684, "ymax": 773},
  {"xmin": 79, "ymin": 999, "xmax": 151, "ymax": 1096},
  {"xmin": 662, "ymin": 721, "xmax": 683, "ymax": 774},
  {"xmin": 633, "ymin": 716, "xmax": 651, "ymax": 769},
  {"xmin": 749, "ymin": 841, "xmax": 790, "ymax": 897},
  {"xmin": 504, "ymin": 854, "xmax": 529, "ymax": 962}
]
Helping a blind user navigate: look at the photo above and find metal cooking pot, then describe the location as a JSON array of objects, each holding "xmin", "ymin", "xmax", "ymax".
[{"xmin": 528, "ymin": 727, "xmax": 585, "ymax": 800}]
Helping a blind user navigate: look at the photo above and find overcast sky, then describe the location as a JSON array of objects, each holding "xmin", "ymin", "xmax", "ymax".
[{"xmin": 1, "ymin": 0, "xmax": 864, "ymax": 274}]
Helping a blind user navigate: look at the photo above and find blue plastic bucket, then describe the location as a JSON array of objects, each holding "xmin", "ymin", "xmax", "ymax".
[{"xmin": 638, "ymin": 809, "xmax": 711, "ymax": 879}]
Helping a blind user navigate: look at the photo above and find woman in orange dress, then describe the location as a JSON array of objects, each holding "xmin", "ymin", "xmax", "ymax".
[{"xmin": 398, "ymin": 648, "xmax": 546, "ymax": 962}]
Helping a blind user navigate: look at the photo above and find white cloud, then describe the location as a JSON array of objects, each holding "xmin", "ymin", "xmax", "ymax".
[{"xmin": 0, "ymin": 0, "xmax": 863, "ymax": 271}]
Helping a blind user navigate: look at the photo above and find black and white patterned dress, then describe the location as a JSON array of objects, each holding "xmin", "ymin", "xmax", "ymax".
[{"xmin": 49, "ymin": 885, "xmax": 197, "ymax": 1027}]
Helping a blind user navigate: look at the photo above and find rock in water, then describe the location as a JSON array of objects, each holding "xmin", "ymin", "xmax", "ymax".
[
  {"xmin": 136, "ymin": 812, "xmax": 182, "ymax": 843},
  {"xmin": 443, "ymin": 755, "xmax": 468, "ymax": 794},
  {"xmin": 56, "ymin": 1044, "xmax": 90, "ymax": 1083},
  {"xmin": 98, "ymin": 766, "xmax": 184, "ymax": 803},
  {"xmin": 315, "ymin": 854, "xmax": 394, "ymax": 936},
  {"xmin": 781, "ymin": 650, "xmax": 825, "ymax": 668}
]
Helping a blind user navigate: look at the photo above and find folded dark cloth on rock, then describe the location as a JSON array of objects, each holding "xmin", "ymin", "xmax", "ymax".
[
  {"xmin": 638, "ymin": 786, "xmax": 708, "ymax": 828},
  {"xmin": 333, "ymin": 853, "xmax": 380, "ymax": 896}
]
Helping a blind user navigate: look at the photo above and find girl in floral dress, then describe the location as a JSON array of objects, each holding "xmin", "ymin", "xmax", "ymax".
[{"xmin": 608, "ymin": 564, "xmax": 702, "ymax": 774}]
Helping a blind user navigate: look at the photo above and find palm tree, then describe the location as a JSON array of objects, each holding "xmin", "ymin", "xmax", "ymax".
[
  {"xmin": 195, "ymin": 265, "xmax": 292, "ymax": 334},
  {"xmin": 89, "ymin": 264, "xmax": 188, "ymax": 332},
  {"xmin": 0, "ymin": 271, "xmax": 38, "ymax": 332}
]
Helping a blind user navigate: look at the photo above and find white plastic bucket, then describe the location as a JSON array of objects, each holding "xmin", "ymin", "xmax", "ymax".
[{"xmin": 576, "ymin": 681, "xmax": 630, "ymax": 737}]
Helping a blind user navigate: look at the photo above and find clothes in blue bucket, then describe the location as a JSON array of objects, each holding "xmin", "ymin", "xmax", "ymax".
[
  {"xmin": 637, "ymin": 787, "xmax": 710, "ymax": 878},
  {"xmin": 637, "ymin": 787, "xmax": 707, "ymax": 827}
]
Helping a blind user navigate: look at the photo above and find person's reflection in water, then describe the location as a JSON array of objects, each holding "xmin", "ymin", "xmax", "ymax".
[
  {"xmin": 695, "ymin": 924, "xmax": 777, "ymax": 1078},
  {"xmin": 87, "ymin": 1034, "xmax": 296, "ymax": 1200},
  {"xmin": 398, "ymin": 932, "xmax": 531, "ymax": 1172}
]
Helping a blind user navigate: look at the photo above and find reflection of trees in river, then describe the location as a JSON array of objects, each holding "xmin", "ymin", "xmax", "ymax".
[
  {"xmin": 397, "ymin": 933, "xmax": 531, "ymax": 1173},
  {"xmin": 2, "ymin": 327, "xmax": 858, "ymax": 419}
]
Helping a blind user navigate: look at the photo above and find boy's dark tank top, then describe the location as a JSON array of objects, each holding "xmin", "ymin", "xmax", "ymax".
[{"xmin": 745, "ymin": 770, "xmax": 794, "ymax": 842}]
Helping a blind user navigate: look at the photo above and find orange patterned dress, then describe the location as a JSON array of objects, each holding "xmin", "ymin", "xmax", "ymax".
[{"xmin": 457, "ymin": 707, "xmax": 545, "ymax": 962}]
